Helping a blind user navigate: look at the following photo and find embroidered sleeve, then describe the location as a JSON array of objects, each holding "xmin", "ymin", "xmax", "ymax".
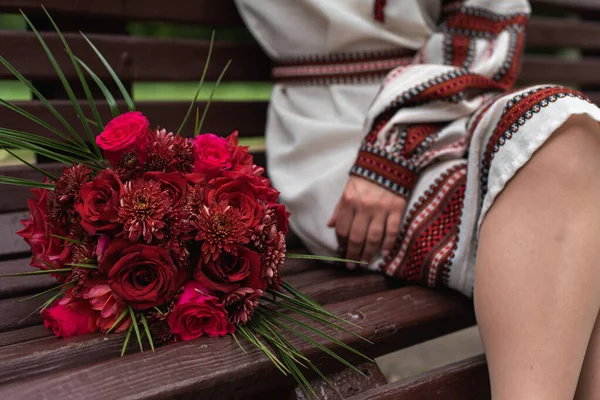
[{"xmin": 350, "ymin": 0, "xmax": 530, "ymax": 198}]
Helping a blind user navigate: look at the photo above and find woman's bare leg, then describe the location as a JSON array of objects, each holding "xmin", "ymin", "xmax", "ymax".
[
  {"xmin": 575, "ymin": 311, "xmax": 600, "ymax": 399},
  {"xmin": 474, "ymin": 115, "xmax": 600, "ymax": 400}
]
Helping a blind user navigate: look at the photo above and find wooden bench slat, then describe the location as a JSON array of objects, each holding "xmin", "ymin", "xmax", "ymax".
[
  {"xmin": 0, "ymin": 293, "xmax": 49, "ymax": 333},
  {"xmin": 0, "ymin": 268, "xmax": 392, "ymax": 386},
  {"xmin": 0, "ymin": 287, "xmax": 474, "ymax": 399},
  {"xmin": 347, "ymin": 355, "xmax": 489, "ymax": 400},
  {"xmin": 521, "ymin": 56, "xmax": 600, "ymax": 85},
  {"xmin": 0, "ymin": 258, "xmax": 56, "ymax": 299},
  {"xmin": 0, "ymin": 212, "xmax": 30, "ymax": 255},
  {"xmin": 527, "ymin": 17, "xmax": 600, "ymax": 50},
  {"xmin": 0, "ymin": 325, "xmax": 52, "ymax": 348},
  {"xmin": 2, "ymin": 100, "xmax": 268, "ymax": 141},
  {"xmin": 0, "ymin": 31, "xmax": 269, "ymax": 81},
  {"xmin": 530, "ymin": 0, "xmax": 600, "ymax": 14},
  {"xmin": 0, "ymin": 0, "xmax": 244, "ymax": 26}
]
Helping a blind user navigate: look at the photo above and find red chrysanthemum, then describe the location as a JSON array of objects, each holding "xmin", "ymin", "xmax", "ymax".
[
  {"xmin": 118, "ymin": 179, "xmax": 171, "ymax": 243},
  {"xmin": 145, "ymin": 129, "xmax": 175, "ymax": 172},
  {"xmin": 47, "ymin": 164, "xmax": 91, "ymax": 225},
  {"xmin": 194, "ymin": 200, "xmax": 250, "ymax": 262},
  {"xmin": 251, "ymin": 207, "xmax": 286, "ymax": 288},
  {"xmin": 224, "ymin": 288, "xmax": 263, "ymax": 325},
  {"xmin": 170, "ymin": 135, "xmax": 195, "ymax": 173},
  {"xmin": 114, "ymin": 150, "xmax": 144, "ymax": 181}
]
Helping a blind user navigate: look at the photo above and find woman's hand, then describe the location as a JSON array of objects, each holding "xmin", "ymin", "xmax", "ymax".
[{"xmin": 328, "ymin": 176, "xmax": 406, "ymax": 268}]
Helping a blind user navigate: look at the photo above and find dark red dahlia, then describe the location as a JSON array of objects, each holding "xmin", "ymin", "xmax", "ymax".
[
  {"xmin": 224, "ymin": 288, "xmax": 263, "ymax": 325},
  {"xmin": 118, "ymin": 179, "xmax": 171, "ymax": 243},
  {"xmin": 193, "ymin": 200, "xmax": 250, "ymax": 262}
]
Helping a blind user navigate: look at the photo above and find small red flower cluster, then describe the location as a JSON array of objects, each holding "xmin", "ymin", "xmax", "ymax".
[{"xmin": 18, "ymin": 112, "xmax": 289, "ymax": 342}]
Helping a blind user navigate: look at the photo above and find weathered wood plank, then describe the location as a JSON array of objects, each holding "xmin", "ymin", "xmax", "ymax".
[
  {"xmin": 0, "ymin": 31, "xmax": 269, "ymax": 81},
  {"xmin": 0, "ymin": 258, "xmax": 56, "ymax": 299},
  {"xmin": 0, "ymin": 0, "xmax": 245, "ymax": 26},
  {"xmin": 293, "ymin": 363, "xmax": 388, "ymax": 400},
  {"xmin": 1, "ymin": 100, "xmax": 268, "ymax": 141},
  {"xmin": 0, "ymin": 268, "xmax": 391, "ymax": 386},
  {"xmin": 0, "ymin": 325, "xmax": 52, "ymax": 348},
  {"xmin": 0, "ymin": 287, "xmax": 475, "ymax": 399},
  {"xmin": 520, "ymin": 56, "xmax": 600, "ymax": 85},
  {"xmin": 530, "ymin": 0, "xmax": 600, "ymax": 14},
  {"xmin": 347, "ymin": 355, "xmax": 490, "ymax": 400},
  {"xmin": 527, "ymin": 17, "xmax": 600, "ymax": 50},
  {"xmin": 0, "ymin": 293, "xmax": 49, "ymax": 333},
  {"xmin": 0, "ymin": 211, "xmax": 30, "ymax": 255}
]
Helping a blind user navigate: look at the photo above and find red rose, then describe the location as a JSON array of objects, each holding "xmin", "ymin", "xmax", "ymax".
[
  {"xmin": 143, "ymin": 172, "xmax": 187, "ymax": 209},
  {"xmin": 192, "ymin": 134, "xmax": 232, "ymax": 177},
  {"xmin": 168, "ymin": 281, "xmax": 234, "ymax": 340},
  {"xmin": 206, "ymin": 181, "xmax": 262, "ymax": 229},
  {"xmin": 41, "ymin": 297, "xmax": 99, "ymax": 338},
  {"xmin": 75, "ymin": 170, "xmax": 123, "ymax": 235},
  {"xmin": 194, "ymin": 246, "xmax": 267, "ymax": 294},
  {"xmin": 17, "ymin": 188, "xmax": 65, "ymax": 273},
  {"xmin": 211, "ymin": 170, "xmax": 279, "ymax": 204},
  {"xmin": 96, "ymin": 111, "xmax": 150, "ymax": 165},
  {"xmin": 226, "ymin": 131, "xmax": 253, "ymax": 167},
  {"xmin": 100, "ymin": 240, "xmax": 185, "ymax": 310}
]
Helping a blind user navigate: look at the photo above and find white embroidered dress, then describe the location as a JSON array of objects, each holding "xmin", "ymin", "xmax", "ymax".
[{"xmin": 234, "ymin": 0, "xmax": 600, "ymax": 297}]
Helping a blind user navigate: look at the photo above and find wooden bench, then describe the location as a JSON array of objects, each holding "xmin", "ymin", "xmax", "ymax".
[{"xmin": 0, "ymin": 0, "xmax": 597, "ymax": 398}]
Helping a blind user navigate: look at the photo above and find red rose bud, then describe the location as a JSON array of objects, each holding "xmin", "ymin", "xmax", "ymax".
[
  {"xmin": 42, "ymin": 298, "xmax": 99, "ymax": 338},
  {"xmin": 194, "ymin": 246, "xmax": 266, "ymax": 294},
  {"xmin": 168, "ymin": 281, "xmax": 234, "ymax": 340},
  {"xmin": 96, "ymin": 111, "xmax": 150, "ymax": 166},
  {"xmin": 75, "ymin": 170, "xmax": 123, "ymax": 235},
  {"xmin": 100, "ymin": 240, "xmax": 185, "ymax": 310},
  {"xmin": 191, "ymin": 134, "xmax": 232, "ymax": 177}
]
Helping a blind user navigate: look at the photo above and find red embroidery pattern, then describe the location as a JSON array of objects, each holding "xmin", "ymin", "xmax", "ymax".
[
  {"xmin": 374, "ymin": 0, "xmax": 387, "ymax": 23},
  {"xmin": 353, "ymin": 148, "xmax": 419, "ymax": 197},
  {"xmin": 403, "ymin": 124, "xmax": 443, "ymax": 158},
  {"xmin": 382, "ymin": 163, "xmax": 467, "ymax": 288},
  {"xmin": 450, "ymin": 35, "xmax": 471, "ymax": 67},
  {"xmin": 446, "ymin": 12, "xmax": 528, "ymax": 36},
  {"xmin": 480, "ymin": 86, "xmax": 591, "ymax": 196},
  {"xmin": 273, "ymin": 49, "xmax": 415, "ymax": 85}
]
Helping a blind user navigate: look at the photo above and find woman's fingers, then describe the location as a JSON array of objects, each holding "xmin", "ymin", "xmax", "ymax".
[
  {"xmin": 346, "ymin": 211, "xmax": 371, "ymax": 265},
  {"xmin": 382, "ymin": 203, "xmax": 404, "ymax": 255},
  {"xmin": 334, "ymin": 201, "xmax": 354, "ymax": 253},
  {"xmin": 361, "ymin": 211, "xmax": 386, "ymax": 263}
]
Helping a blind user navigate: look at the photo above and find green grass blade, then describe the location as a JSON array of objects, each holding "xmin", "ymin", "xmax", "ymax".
[
  {"xmin": 239, "ymin": 325, "xmax": 289, "ymax": 375},
  {"xmin": 42, "ymin": 7, "xmax": 103, "ymax": 158},
  {"xmin": 128, "ymin": 306, "xmax": 144, "ymax": 352},
  {"xmin": 33, "ymin": 257, "xmax": 58, "ymax": 270},
  {"xmin": 3, "ymin": 148, "xmax": 57, "ymax": 180},
  {"xmin": 19, "ymin": 288, "xmax": 65, "ymax": 324},
  {"xmin": 178, "ymin": 30, "xmax": 215, "ymax": 135},
  {"xmin": 0, "ymin": 99, "xmax": 79, "ymax": 145},
  {"xmin": 21, "ymin": 12, "xmax": 95, "ymax": 152},
  {"xmin": 64, "ymin": 263, "xmax": 97, "ymax": 269},
  {"xmin": 232, "ymin": 332, "xmax": 247, "ymax": 354},
  {"xmin": 266, "ymin": 289, "xmax": 364, "ymax": 331},
  {"xmin": 106, "ymin": 309, "xmax": 129, "ymax": 334},
  {"xmin": 18, "ymin": 282, "xmax": 73, "ymax": 302},
  {"xmin": 76, "ymin": 57, "xmax": 120, "ymax": 118},
  {"xmin": 265, "ymin": 310, "xmax": 368, "ymax": 377},
  {"xmin": 0, "ymin": 127, "xmax": 95, "ymax": 157},
  {"xmin": 140, "ymin": 314, "xmax": 155, "ymax": 352},
  {"xmin": 1, "ymin": 268, "xmax": 71, "ymax": 277},
  {"xmin": 282, "ymin": 282, "xmax": 329, "ymax": 314},
  {"xmin": 121, "ymin": 324, "xmax": 134, "ymax": 357},
  {"xmin": 287, "ymin": 253, "xmax": 367, "ymax": 264},
  {"xmin": 0, "ymin": 56, "xmax": 85, "ymax": 146},
  {"xmin": 0, "ymin": 176, "xmax": 55, "ymax": 189},
  {"xmin": 197, "ymin": 59, "xmax": 231, "ymax": 135},
  {"xmin": 80, "ymin": 32, "xmax": 136, "ymax": 112},
  {"xmin": 51, "ymin": 234, "xmax": 84, "ymax": 245}
]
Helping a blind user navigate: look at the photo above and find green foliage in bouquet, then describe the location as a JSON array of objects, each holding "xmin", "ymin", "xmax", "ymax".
[{"xmin": 0, "ymin": 8, "xmax": 371, "ymax": 398}]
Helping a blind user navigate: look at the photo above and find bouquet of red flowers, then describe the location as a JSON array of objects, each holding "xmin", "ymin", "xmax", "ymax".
[
  {"xmin": 21, "ymin": 114, "xmax": 289, "ymax": 343},
  {"xmin": 0, "ymin": 9, "xmax": 368, "ymax": 397}
]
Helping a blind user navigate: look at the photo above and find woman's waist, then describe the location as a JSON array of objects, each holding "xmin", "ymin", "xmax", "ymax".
[{"xmin": 272, "ymin": 48, "xmax": 417, "ymax": 86}]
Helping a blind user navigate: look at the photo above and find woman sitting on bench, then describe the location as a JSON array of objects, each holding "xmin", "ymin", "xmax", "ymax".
[{"xmin": 235, "ymin": 0, "xmax": 600, "ymax": 398}]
